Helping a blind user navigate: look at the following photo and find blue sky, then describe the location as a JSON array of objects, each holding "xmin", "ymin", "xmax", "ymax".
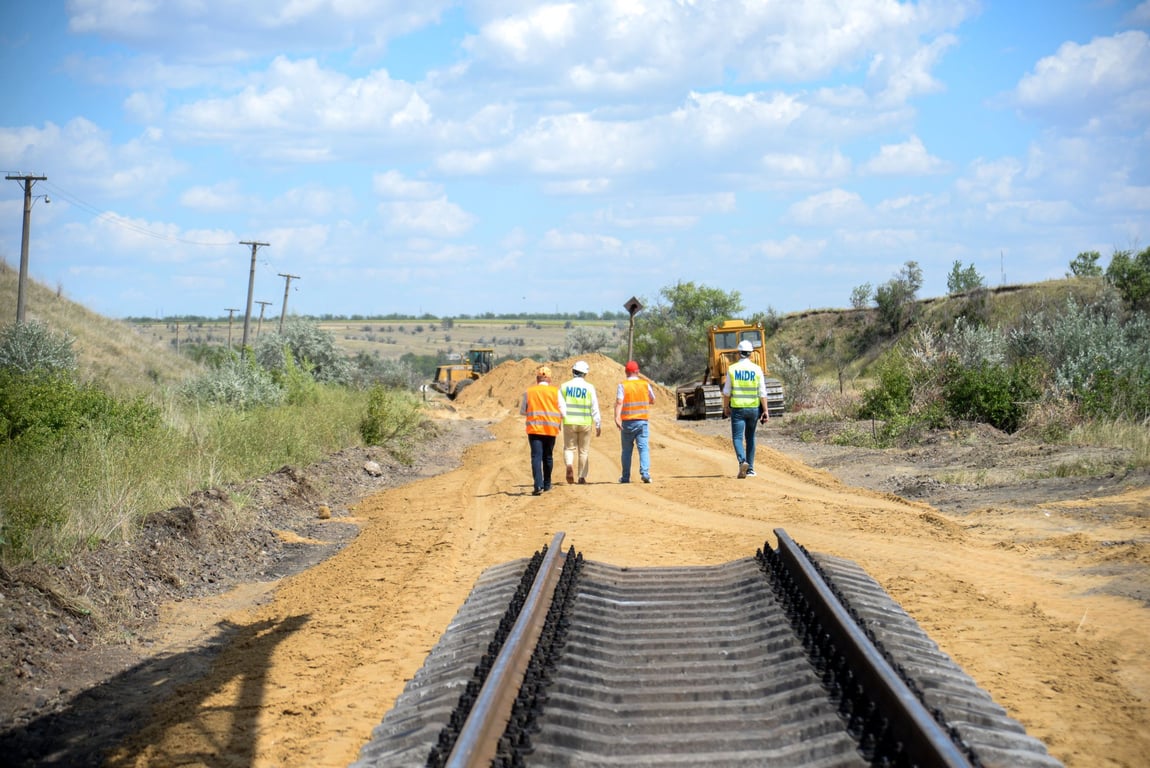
[{"xmin": 2, "ymin": 1, "xmax": 1148, "ymax": 320}]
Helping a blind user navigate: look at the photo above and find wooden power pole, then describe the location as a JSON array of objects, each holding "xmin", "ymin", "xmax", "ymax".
[
  {"xmin": 225, "ymin": 308, "xmax": 241, "ymax": 350},
  {"xmin": 277, "ymin": 272, "xmax": 300, "ymax": 333},
  {"xmin": 239, "ymin": 240, "xmax": 269, "ymax": 350},
  {"xmin": 255, "ymin": 300, "xmax": 272, "ymax": 338},
  {"xmin": 5, "ymin": 173, "xmax": 48, "ymax": 323}
]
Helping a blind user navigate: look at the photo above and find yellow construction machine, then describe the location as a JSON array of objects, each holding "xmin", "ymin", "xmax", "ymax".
[
  {"xmin": 431, "ymin": 347, "xmax": 494, "ymax": 399},
  {"xmin": 675, "ymin": 320, "xmax": 785, "ymax": 420}
]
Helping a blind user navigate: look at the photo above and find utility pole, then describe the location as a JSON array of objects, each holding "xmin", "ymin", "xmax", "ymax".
[
  {"xmin": 225, "ymin": 308, "xmax": 241, "ymax": 350},
  {"xmin": 239, "ymin": 240, "xmax": 269, "ymax": 350},
  {"xmin": 5, "ymin": 173, "xmax": 48, "ymax": 323},
  {"xmin": 255, "ymin": 300, "xmax": 272, "ymax": 338},
  {"xmin": 277, "ymin": 272, "xmax": 300, "ymax": 333}
]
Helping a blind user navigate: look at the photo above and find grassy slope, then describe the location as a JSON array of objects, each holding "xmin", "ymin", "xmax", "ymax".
[{"xmin": 0, "ymin": 265, "xmax": 202, "ymax": 394}]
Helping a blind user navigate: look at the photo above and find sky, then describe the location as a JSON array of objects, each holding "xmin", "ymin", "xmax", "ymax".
[{"xmin": 1, "ymin": 1, "xmax": 1148, "ymax": 321}]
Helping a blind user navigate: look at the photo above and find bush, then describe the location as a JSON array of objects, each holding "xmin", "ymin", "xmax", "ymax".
[
  {"xmin": 0, "ymin": 370, "xmax": 161, "ymax": 451},
  {"xmin": 360, "ymin": 386, "xmax": 426, "ymax": 462},
  {"xmin": 1081, "ymin": 367, "xmax": 1150, "ymax": 421},
  {"xmin": 0, "ymin": 320, "xmax": 77, "ymax": 375},
  {"xmin": 771, "ymin": 352, "xmax": 812, "ymax": 411},
  {"xmin": 943, "ymin": 359, "xmax": 1041, "ymax": 433},
  {"xmin": 858, "ymin": 351, "xmax": 914, "ymax": 420},
  {"xmin": 179, "ymin": 352, "xmax": 284, "ymax": 410},
  {"xmin": 255, "ymin": 317, "xmax": 352, "ymax": 385}
]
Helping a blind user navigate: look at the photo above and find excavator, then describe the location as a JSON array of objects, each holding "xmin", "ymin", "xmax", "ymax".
[
  {"xmin": 675, "ymin": 320, "xmax": 785, "ymax": 420},
  {"xmin": 431, "ymin": 347, "xmax": 494, "ymax": 400}
]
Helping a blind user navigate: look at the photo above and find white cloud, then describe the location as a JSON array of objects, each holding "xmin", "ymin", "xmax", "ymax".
[
  {"xmin": 786, "ymin": 188, "xmax": 867, "ymax": 226},
  {"xmin": 379, "ymin": 198, "xmax": 476, "ymax": 237},
  {"xmin": 460, "ymin": 0, "xmax": 975, "ymax": 98},
  {"xmin": 67, "ymin": 0, "xmax": 453, "ymax": 61},
  {"xmin": 171, "ymin": 58, "xmax": 433, "ymax": 140},
  {"xmin": 0, "ymin": 119, "xmax": 184, "ymax": 198},
  {"xmin": 543, "ymin": 178, "xmax": 612, "ymax": 195},
  {"xmin": 761, "ymin": 150, "xmax": 853, "ymax": 181},
  {"xmin": 373, "ymin": 170, "xmax": 441, "ymax": 200},
  {"xmin": 1125, "ymin": 2, "xmax": 1150, "ymax": 26},
  {"xmin": 862, "ymin": 135, "xmax": 947, "ymax": 175},
  {"xmin": 539, "ymin": 229, "xmax": 623, "ymax": 252},
  {"xmin": 1015, "ymin": 31, "xmax": 1150, "ymax": 128},
  {"xmin": 753, "ymin": 235, "xmax": 823, "ymax": 262},
  {"xmin": 955, "ymin": 158, "xmax": 1022, "ymax": 203},
  {"xmin": 181, "ymin": 182, "xmax": 248, "ymax": 212}
]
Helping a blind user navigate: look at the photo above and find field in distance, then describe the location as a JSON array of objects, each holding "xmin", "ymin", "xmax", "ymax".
[{"xmin": 130, "ymin": 317, "xmax": 625, "ymax": 364}]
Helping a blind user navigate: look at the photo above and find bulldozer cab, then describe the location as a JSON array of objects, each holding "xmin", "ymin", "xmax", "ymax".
[
  {"xmin": 467, "ymin": 347, "xmax": 494, "ymax": 375},
  {"xmin": 707, "ymin": 323, "xmax": 767, "ymax": 386}
]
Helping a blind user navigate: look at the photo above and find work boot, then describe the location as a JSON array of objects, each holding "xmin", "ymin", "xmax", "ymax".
[{"xmin": 566, "ymin": 465, "xmax": 575, "ymax": 484}]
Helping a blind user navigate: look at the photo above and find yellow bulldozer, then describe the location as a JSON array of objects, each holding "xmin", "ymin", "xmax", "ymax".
[
  {"xmin": 431, "ymin": 347, "xmax": 494, "ymax": 400},
  {"xmin": 675, "ymin": 320, "xmax": 785, "ymax": 420}
]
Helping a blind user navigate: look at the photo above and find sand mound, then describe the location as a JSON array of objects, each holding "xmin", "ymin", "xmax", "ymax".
[{"xmin": 454, "ymin": 353, "xmax": 676, "ymax": 417}]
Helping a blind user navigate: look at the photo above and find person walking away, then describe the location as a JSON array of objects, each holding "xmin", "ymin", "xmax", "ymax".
[
  {"xmin": 722, "ymin": 339, "xmax": 770, "ymax": 478},
  {"xmin": 520, "ymin": 365, "xmax": 565, "ymax": 495},
  {"xmin": 614, "ymin": 360, "xmax": 656, "ymax": 483},
  {"xmin": 560, "ymin": 360, "xmax": 601, "ymax": 484}
]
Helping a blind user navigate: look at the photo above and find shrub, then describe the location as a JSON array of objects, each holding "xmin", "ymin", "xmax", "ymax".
[
  {"xmin": 179, "ymin": 352, "xmax": 284, "ymax": 410},
  {"xmin": 943, "ymin": 359, "xmax": 1041, "ymax": 433},
  {"xmin": 0, "ymin": 320, "xmax": 77, "ymax": 375},
  {"xmin": 0, "ymin": 370, "xmax": 161, "ymax": 451},
  {"xmin": 360, "ymin": 386, "xmax": 426, "ymax": 462},
  {"xmin": 1081, "ymin": 367, "xmax": 1150, "ymax": 421},
  {"xmin": 771, "ymin": 352, "xmax": 812, "ymax": 411},
  {"xmin": 858, "ymin": 350, "xmax": 914, "ymax": 420},
  {"xmin": 255, "ymin": 317, "xmax": 352, "ymax": 385}
]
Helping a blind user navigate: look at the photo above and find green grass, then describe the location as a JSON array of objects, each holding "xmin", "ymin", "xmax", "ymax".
[{"xmin": 0, "ymin": 385, "xmax": 373, "ymax": 564}]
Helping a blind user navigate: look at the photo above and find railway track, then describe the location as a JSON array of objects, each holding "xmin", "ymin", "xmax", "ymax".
[{"xmin": 353, "ymin": 530, "xmax": 1063, "ymax": 768}]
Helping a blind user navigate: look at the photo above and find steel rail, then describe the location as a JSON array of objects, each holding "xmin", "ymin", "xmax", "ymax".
[
  {"xmin": 444, "ymin": 531, "xmax": 566, "ymax": 768},
  {"xmin": 774, "ymin": 527, "xmax": 975, "ymax": 767}
]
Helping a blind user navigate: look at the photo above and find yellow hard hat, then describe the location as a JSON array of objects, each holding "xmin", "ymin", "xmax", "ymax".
[{"xmin": 536, "ymin": 365, "xmax": 551, "ymax": 378}]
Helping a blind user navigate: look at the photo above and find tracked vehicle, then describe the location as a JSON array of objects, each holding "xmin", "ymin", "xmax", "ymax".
[{"xmin": 675, "ymin": 320, "xmax": 784, "ymax": 420}]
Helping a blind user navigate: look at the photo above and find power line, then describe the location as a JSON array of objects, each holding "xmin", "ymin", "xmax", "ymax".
[{"xmin": 39, "ymin": 180, "xmax": 235, "ymax": 247}]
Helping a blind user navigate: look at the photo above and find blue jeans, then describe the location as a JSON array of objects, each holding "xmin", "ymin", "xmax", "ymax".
[
  {"xmin": 619, "ymin": 420, "xmax": 650, "ymax": 481},
  {"xmin": 730, "ymin": 407, "xmax": 760, "ymax": 469},
  {"xmin": 528, "ymin": 434, "xmax": 556, "ymax": 492}
]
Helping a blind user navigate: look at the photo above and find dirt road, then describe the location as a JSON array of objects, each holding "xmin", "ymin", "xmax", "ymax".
[{"xmin": 103, "ymin": 356, "xmax": 1150, "ymax": 768}]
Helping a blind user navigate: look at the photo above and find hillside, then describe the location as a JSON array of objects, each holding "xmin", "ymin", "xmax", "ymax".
[
  {"xmin": 0, "ymin": 264, "xmax": 202, "ymax": 393},
  {"xmin": 766, "ymin": 278, "xmax": 1111, "ymax": 383}
]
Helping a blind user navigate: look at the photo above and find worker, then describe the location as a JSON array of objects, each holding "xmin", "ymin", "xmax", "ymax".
[
  {"xmin": 721, "ymin": 339, "xmax": 770, "ymax": 478},
  {"xmin": 520, "ymin": 365, "xmax": 565, "ymax": 495},
  {"xmin": 614, "ymin": 360, "xmax": 655, "ymax": 484},
  {"xmin": 559, "ymin": 360, "xmax": 602, "ymax": 484}
]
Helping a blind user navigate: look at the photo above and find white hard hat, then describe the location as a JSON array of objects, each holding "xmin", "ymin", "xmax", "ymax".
[
  {"xmin": 573, "ymin": 360, "xmax": 590, "ymax": 374},
  {"xmin": 737, "ymin": 340, "xmax": 754, "ymax": 353}
]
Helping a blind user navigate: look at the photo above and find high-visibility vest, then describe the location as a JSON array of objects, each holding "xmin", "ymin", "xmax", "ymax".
[
  {"xmin": 728, "ymin": 359, "xmax": 762, "ymax": 409},
  {"xmin": 525, "ymin": 384, "xmax": 562, "ymax": 436},
  {"xmin": 562, "ymin": 380, "xmax": 594, "ymax": 426},
  {"xmin": 620, "ymin": 379, "xmax": 651, "ymax": 421}
]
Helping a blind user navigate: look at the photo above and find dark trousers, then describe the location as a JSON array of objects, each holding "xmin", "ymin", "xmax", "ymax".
[{"xmin": 528, "ymin": 433, "xmax": 556, "ymax": 492}]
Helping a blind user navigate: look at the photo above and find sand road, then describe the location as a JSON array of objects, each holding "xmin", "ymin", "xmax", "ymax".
[{"xmin": 106, "ymin": 357, "xmax": 1150, "ymax": 768}]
